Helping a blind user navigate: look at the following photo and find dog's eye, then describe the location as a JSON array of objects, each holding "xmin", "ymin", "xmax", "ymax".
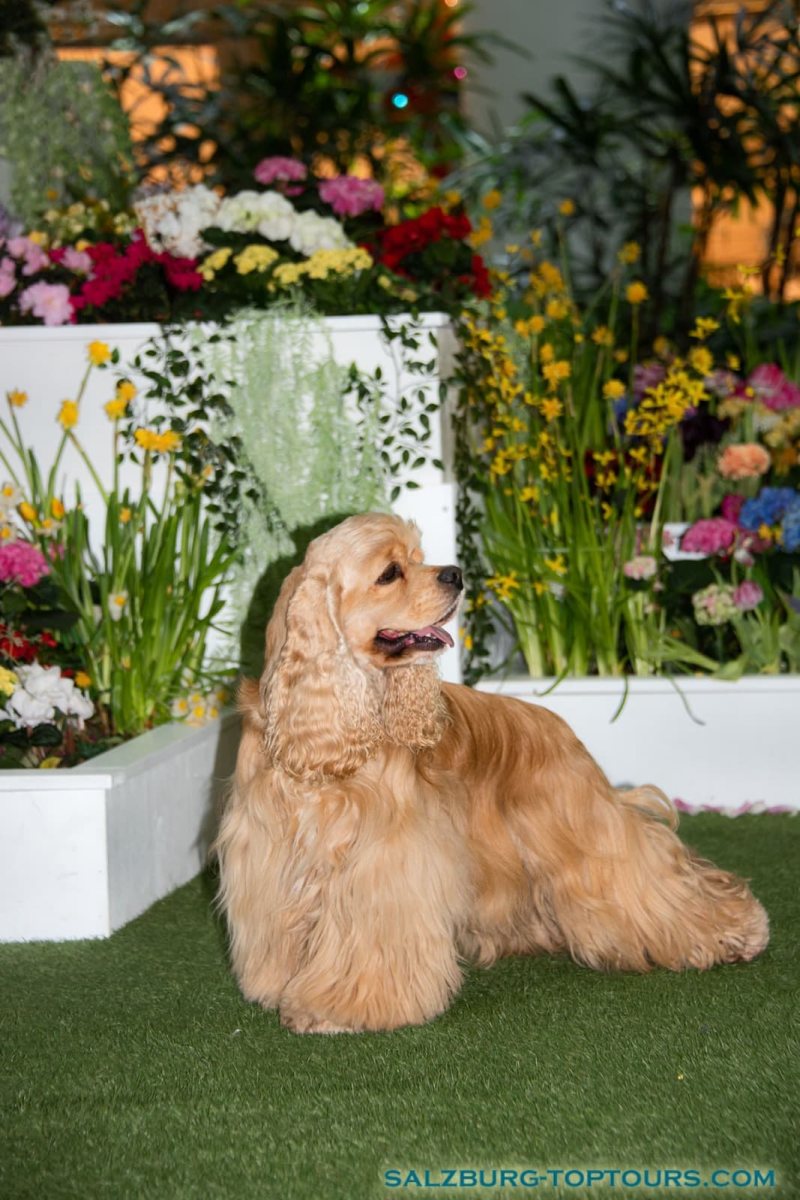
[{"xmin": 376, "ymin": 562, "xmax": 403, "ymax": 585}]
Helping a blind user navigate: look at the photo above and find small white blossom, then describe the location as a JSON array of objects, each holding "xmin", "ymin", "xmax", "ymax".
[
  {"xmin": 289, "ymin": 210, "xmax": 351, "ymax": 256},
  {"xmin": 134, "ymin": 185, "xmax": 221, "ymax": 259}
]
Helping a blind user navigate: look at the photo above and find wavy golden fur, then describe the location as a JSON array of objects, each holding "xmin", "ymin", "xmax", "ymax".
[{"xmin": 216, "ymin": 513, "xmax": 768, "ymax": 1033}]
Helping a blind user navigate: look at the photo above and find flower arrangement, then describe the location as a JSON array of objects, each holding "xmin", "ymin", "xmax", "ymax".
[
  {"xmin": 454, "ymin": 238, "xmax": 800, "ymax": 682},
  {"xmin": 0, "ymin": 162, "xmax": 487, "ymax": 327},
  {"xmin": 0, "ymin": 341, "xmax": 246, "ymax": 766}
]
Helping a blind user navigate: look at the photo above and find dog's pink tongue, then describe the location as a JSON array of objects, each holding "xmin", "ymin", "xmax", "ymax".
[{"xmin": 415, "ymin": 625, "xmax": 455, "ymax": 648}]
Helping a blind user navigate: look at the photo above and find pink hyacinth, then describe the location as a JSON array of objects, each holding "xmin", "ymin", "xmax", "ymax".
[
  {"xmin": 253, "ymin": 157, "xmax": 308, "ymax": 186},
  {"xmin": 681, "ymin": 518, "xmax": 738, "ymax": 556},
  {"xmin": 319, "ymin": 175, "xmax": 385, "ymax": 218},
  {"xmin": 746, "ymin": 363, "xmax": 800, "ymax": 412},
  {"xmin": 18, "ymin": 281, "xmax": 73, "ymax": 326},
  {"xmin": 0, "ymin": 540, "xmax": 50, "ymax": 587},
  {"xmin": 733, "ymin": 581, "xmax": 763, "ymax": 612}
]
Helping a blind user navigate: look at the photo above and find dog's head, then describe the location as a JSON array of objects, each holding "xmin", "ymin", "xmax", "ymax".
[{"xmin": 258, "ymin": 513, "xmax": 462, "ymax": 779}]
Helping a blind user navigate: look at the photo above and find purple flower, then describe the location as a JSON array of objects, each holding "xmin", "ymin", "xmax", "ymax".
[
  {"xmin": 680, "ymin": 518, "xmax": 738, "ymax": 556},
  {"xmin": 0, "ymin": 540, "xmax": 50, "ymax": 587},
  {"xmin": 253, "ymin": 157, "xmax": 308, "ymax": 186},
  {"xmin": 633, "ymin": 361, "xmax": 666, "ymax": 401},
  {"xmin": 319, "ymin": 175, "xmax": 385, "ymax": 218},
  {"xmin": 733, "ymin": 581, "xmax": 763, "ymax": 612},
  {"xmin": 18, "ymin": 281, "xmax": 73, "ymax": 326}
]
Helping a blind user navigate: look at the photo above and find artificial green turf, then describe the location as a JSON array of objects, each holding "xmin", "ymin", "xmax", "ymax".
[{"xmin": 2, "ymin": 815, "xmax": 798, "ymax": 1200}]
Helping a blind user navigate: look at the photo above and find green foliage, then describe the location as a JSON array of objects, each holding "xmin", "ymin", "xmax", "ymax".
[{"xmin": 0, "ymin": 55, "xmax": 134, "ymax": 223}]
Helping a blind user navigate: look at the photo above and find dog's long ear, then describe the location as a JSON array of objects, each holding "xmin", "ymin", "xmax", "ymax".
[
  {"xmin": 260, "ymin": 565, "xmax": 383, "ymax": 780},
  {"xmin": 382, "ymin": 662, "xmax": 448, "ymax": 752}
]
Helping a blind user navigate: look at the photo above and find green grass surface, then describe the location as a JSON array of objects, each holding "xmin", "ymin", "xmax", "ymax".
[{"xmin": 2, "ymin": 815, "xmax": 798, "ymax": 1200}]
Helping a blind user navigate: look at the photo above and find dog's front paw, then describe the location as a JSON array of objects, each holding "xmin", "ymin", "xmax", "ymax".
[{"xmin": 280, "ymin": 1009, "xmax": 358, "ymax": 1035}]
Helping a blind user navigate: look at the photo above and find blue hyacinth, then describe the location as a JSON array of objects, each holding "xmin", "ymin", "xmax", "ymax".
[
  {"xmin": 782, "ymin": 499, "xmax": 800, "ymax": 552},
  {"xmin": 739, "ymin": 487, "xmax": 798, "ymax": 531}
]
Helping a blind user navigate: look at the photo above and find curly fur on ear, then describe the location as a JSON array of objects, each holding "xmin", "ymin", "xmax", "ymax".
[
  {"xmin": 382, "ymin": 662, "xmax": 449, "ymax": 751},
  {"xmin": 261, "ymin": 567, "xmax": 384, "ymax": 780}
]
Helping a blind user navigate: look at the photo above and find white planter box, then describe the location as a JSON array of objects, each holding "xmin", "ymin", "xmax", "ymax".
[
  {"xmin": 478, "ymin": 675, "xmax": 800, "ymax": 812},
  {"xmin": 0, "ymin": 711, "xmax": 239, "ymax": 942},
  {"xmin": 0, "ymin": 316, "xmax": 460, "ymax": 682}
]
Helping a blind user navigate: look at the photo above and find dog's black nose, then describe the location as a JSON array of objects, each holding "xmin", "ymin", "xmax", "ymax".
[{"xmin": 437, "ymin": 566, "xmax": 463, "ymax": 591}]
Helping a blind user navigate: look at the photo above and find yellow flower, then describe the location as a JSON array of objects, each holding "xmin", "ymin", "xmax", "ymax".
[
  {"xmin": 539, "ymin": 342, "xmax": 555, "ymax": 364},
  {"xmin": 7, "ymin": 389, "xmax": 28, "ymax": 408},
  {"xmin": 689, "ymin": 346, "xmax": 713, "ymax": 376},
  {"xmin": 87, "ymin": 341, "xmax": 111, "ymax": 366},
  {"xmin": 518, "ymin": 485, "xmax": 540, "ymax": 503},
  {"xmin": 119, "ymin": 507, "xmax": 132, "ymax": 524},
  {"xmin": 529, "ymin": 229, "xmax": 543, "ymax": 247},
  {"xmin": 542, "ymin": 360, "xmax": 571, "ymax": 388},
  {"xmin": 545, "ymin": 297, "xmax": 569, "ymax": 320},
  {"xmin": 625, "ymin": 281, "xmax": 649, "ymax": 305},
  {"xmin": 469, "ymin": 216, "xmax": 493, "ymax": 248},
  {"xmin": 272, "ymin": 261, "xmax": 306, "ymax": 287},
  {"xmin": 116, "ymin": 380, "xmax": 137, "ymax": 403},
  {"xmin": 723, "ymin": 286, "xmax": 752, "ymax": 324},
  {"xmin": 614, "ymin": 349, "xmax": 629, "ymax": 364},
  {"xmin": 0, "ymin": 524, "xmax": 12, "ymax": 540},
  {"xmin": 58, "ymin": 400, "xmax": 79, "ymax": 430},
  {"xmin": 726, "ymin": 353, "xmax": 741, "ymax": 372},
  {"xmin": 540, "ymin": 397, "xmax": 563, "ymax": 422},
  {"xmin": 603, "ymin": 379, "xmax": 626, "ymax": 400},
  {"xmin": 50, "ymin": 497, "xmax": 65, "ymax": 520},
  {"xmin": 0, "ymin": 665, "xmax": 19, "ymax": 695},
  {"xmin": 234, "ymin": 244, "xmax": 279, "ymax": 275},
  {"xmin": 558, "ymin": 199, "xmax": 575, "ymax": 216},
  {"xmin": 591, "ymin": 326, "xmax": 614, "ymax": 348},
  {"xmin": 653, "ymin": 336, "xmax": 671, "ymax": 359},
  {"xmin": 544, "ymin": 555, "xmax": 567, "ymax": 575},
  {"xmin": 75, "ymin": 671, "xmax": 92, "ymax": 689},
  {"xmin": 135, "ymin": 428, "xmax": 181, "ymax": 454},
  {"xmin": 690, "ymin": 317, "xmax": 720, "ymax": 341},
  {"xmin": 28, "ymin": 230, "xmax": 48, "ymax": 247},
  {"xmin": 18, "ymin": 501, "xmax": 37, "ymax": 523},
  {"xmin": 617, "ymin": 241, "xmax": 641, "ymax": 265},
  {"xmin": 442, "ymin": 189, "xmax": 462, "ymax": 208},
  {"xmin": 200, "ymin": 247, "xmax": 233, "ymax": 280},
  {"xmin": 104, "ymin": 397, "xmax": 128, "ymax": 421},
  {"xmin": 482, "ymin": 189, "xmax": 502, "ymax": 211},
  {"xmin": 529, "ymin": 315, "xmax": 546, "ymax": 335}
]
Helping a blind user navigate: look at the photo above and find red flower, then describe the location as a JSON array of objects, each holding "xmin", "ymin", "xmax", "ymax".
[{"xmin": 159, "ymin": 254, "xmax": 203, "ymax": 292}]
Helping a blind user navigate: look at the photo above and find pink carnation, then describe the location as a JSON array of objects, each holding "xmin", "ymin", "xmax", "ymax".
[
  {"xmin": 0, "ymin": 540, "xmax": 50, "ymax": 587},
  {"xmin": 319, "ymin": 175, "xmax": 385, "ymax": 218},
  {"xmin": 733, "ymin": 581, "xmax": 763, "ymax": 612},
  {"xmin": 61, "ymin": 246, "xmax": 93, "ymax": 274},
  {"xmin": 747, "ymin": 363, "xmax": 800, "ymax": 412},
  {"xmin": 681, "ymin": 518, "xmax": 738, "ymax": 556},
  {"xmin": 18, "ymin": 281, "xmax": 73, "ymax": 326},
  {"xmin": 253, "ymin": 157, "xmax": 308, "ymax": 186},
  {"xmin": 717, "ymin": 442, "xmax": 771, "ymax": 481}
]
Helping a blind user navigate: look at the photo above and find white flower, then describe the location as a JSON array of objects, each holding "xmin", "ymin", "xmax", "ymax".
[
  {"xmin": 108, "ymin": 591, "xmax": 128, "ymax": 622},
  {"xmin": 0, "ymin": 481, "xmax": 21, "ymax": 508},
  {"xmin": 289, "ymin": 211, "xmax": 351, "ymax": 256},
  {"xmin": 134, "ymin": 185, "xmax": 221, "ymax": 259},
  {"xmin": 1, "ymin": 663, "xmax": 94, "ymax": 729},
  {"xmin": 170, "ymin": 696, "xmax": 189, "ymax": 719},
  {"xmin": 216, "ymin": 190, "xmax": 296, "ymax": 240}
]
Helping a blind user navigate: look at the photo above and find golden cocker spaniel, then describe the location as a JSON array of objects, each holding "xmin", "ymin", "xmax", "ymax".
[{"xmin": 216, "ymin": 513, "xmax": 768, "ymax": 1033}]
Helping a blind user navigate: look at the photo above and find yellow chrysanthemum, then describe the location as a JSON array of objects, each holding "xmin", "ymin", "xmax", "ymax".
[
  {"xmin": 104, "ymin": 397, "xmax": 128, "ymax": 421},
  {"xmin": 200, "ymin": 247, "xmax": 233, "ymax": 280},
  {"xmin": 272, "ymin": 262, "xmax": 306, "ymax": 287},
  {"xmin": 57, "ymin": 400, "xmax": 79, "ymax": 430},
  {"xmin": 135, "ymin": 428, "xmax": 182, "ymax": 454},
  {"xmin": 542, "ymin": 360, "xmax": 571, "ymax": 388},
  {"xmin": 545, "ymin": 297, "xmax": 569, "ymax": 321},
  {"xmin": 540, "ymin": 397, "xmax": 563, "ymax": 422},
  {"xmin": 116, "ymin": 380, "xmax": 137, "ymax": 403},
  {"xmin": 0, "ymin": 665, "xmax": 19, "ymax": 695},
  {"xmin": 234, "ymin": 245, "xmax": 279, "ymax": 275},
  {"xmin": 603, "ymin": 379, "xmax": 626, "ymax": 400},
  {"xmin": 625, "ymin": 281, "xmax": 649, "ymax": 305},
  {"xmin": 87, "ymin": 341, "xmax": 111, "ymax": 366}
]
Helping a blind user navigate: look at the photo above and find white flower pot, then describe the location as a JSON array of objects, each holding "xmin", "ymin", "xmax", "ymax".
[
  {"xmin": 0, "ymin": 315, "xmax": 461, "ymax": 682},
  {"xmin": 0, "ymin": 711, "xmax": 239, "ymax": 942},
  {"xmin": 477, "ymin": 675, "xmax": 799, "ymax": 812}
]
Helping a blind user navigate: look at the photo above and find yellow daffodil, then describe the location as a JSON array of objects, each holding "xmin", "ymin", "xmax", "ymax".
[
  {"xmin": 50, "ymin": 497, "xmax": 65, "ymax": 520},
  {"xmin": 57, "ymin": 400, "xmax": 79, "ymax": 430},
  {"xmin": 7, "ymin": 389, "xmax": 28, "ymax": 408},
  {"xmin": 18, "ymin": 501, "xmax": 37, "ymax": 523}
]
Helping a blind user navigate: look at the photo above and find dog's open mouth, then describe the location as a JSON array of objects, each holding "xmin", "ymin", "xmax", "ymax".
[{"xmin": 375, "ymin": 610, "xmax": 456, "ymax": 656}]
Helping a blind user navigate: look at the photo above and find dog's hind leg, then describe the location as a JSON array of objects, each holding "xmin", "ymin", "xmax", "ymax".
[{"xmin": 505, "ymin": 724, "xmax": 769, "ymax": 972}]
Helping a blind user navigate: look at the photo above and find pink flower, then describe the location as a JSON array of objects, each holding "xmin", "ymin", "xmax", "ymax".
[
  {"xmin": 6, "ymin": 235, "xmax": 49, "ymax": 276},
  {"xmin": 319, "ymin": 175, "xmax": 385, "ymax": 218},
  {"xmin": 733, "ymin": 581, "xmax": 763, "ymax": 612},
  {"xmin": 60, "ymin": 246, "xmax": 93, "ymax": 274},
  {"xmin": 253, "ymin": 157, "xmax": 308, "ymax": 186},
  {"xmin": 0, "ymin": 255, "xmax": 15, "ymax": 298},
  {"xmin": 747, "ymin": 363, "xmax": 800, "ymax": 412},
  {"xmin": 18, "ymin": 281, "xmax": 73, "ymax": 326},
  {"xmin": 717, "ymin": 442, "xmax": 771, "ymax": 480},
  {"xmin": 681, "ymin": 518, "xmax": 738, "ymax": 556},
  {"xmin": 0, "ymin": 540, "xmax": 50, "ymax": 587},
  {"xmin": 720, "ymin": 493, "xmax": 745, "ymax": 525},
  {"xmin": 623, "ymin": 554, "xmax": 657, "ymax": 580}
]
